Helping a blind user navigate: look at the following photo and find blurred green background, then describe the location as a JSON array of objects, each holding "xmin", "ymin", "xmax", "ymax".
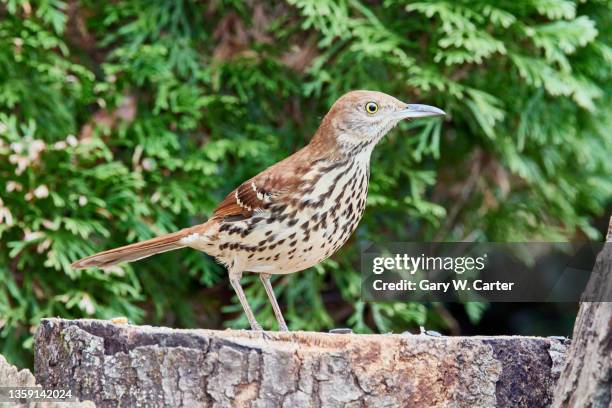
[{"xmin": 1, "ymin": 0, "xmax": 611, "ymax": 368}]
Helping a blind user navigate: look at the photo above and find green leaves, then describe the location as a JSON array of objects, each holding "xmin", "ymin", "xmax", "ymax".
[
  {"xmin": 530, "ymin": 0, "xmax": 576, "ymax": 20},
  {"xmin": 530, "ymin": 17, "xmax": 598, "ymax": 69}
]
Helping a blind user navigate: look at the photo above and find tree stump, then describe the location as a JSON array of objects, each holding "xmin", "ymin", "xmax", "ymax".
[
  {"xmin": 551, "ymin": 218, "xmax": 612, "ymax": 408},
  {"xmin": 34, "ymin": 318, "xmax": 567, "ymax": 407}
]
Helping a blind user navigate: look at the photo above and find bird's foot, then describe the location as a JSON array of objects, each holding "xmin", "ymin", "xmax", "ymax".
[
  {"xmin": 254, "ymin": 329, "xmax": 273, "ymax": 341},
  {"xmin": 249, "ymin": 322, "xmax": 274, "ymax": 340},
  {"xmin": 279, "ymin": 322, "xmax": 289, "ymax": 332}
]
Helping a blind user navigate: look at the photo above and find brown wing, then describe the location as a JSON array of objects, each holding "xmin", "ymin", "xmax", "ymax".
[
  {"xmin": 212, "ymin": 169, "xmax": 301, "ymax": 220},
  {"xmin": 212, "ymin": 142, "xmax": 329, "ymax": 220}
]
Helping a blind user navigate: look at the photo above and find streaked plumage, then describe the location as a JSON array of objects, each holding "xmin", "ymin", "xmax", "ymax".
[{"xmin": 72, "ymin": 90, "xmax": 445, "ymax": 331}]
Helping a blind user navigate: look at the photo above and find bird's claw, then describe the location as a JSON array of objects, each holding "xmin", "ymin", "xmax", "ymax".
[
  {"xmin": 249, "ymin": 323, "xmax": 274, "ymax": 340},
  {"xmin": 255, "ymin": 329, "xmax": 273, "ymax": 341}
]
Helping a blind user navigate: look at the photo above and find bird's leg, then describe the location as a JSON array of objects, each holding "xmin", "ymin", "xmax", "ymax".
[
  {"xmin": 259, "ymin": 273, "xmax": 288, "ymax": 332},
  {"xmin": 229, "ymin": 273, "xmax": 262, "ymax": 331}
]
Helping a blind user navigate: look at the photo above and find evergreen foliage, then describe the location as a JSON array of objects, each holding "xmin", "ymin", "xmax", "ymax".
[{"xmin": 0, "ymin": 0, "xmax": 610, "ymax": 367}]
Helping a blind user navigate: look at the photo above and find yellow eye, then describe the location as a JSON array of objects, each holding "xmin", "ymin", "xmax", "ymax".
[{"xmin": 365, "ymin": 101, "xmax": 379, "ymax": 114}]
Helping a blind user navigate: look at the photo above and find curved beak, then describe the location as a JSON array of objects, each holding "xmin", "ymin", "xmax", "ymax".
[{"xmin": 401, "ymin": 104, "xmax": 446, "ymax": 119}]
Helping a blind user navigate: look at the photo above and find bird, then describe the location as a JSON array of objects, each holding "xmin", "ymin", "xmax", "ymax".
[{"xmin": 72, "ymin": 90, "xmax": 445, "ymax": 331}]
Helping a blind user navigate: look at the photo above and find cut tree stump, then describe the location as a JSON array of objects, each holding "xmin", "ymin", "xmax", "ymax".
[{"xmin": 34, "ymin": 318, "xmax": 568, "ymax": 408}]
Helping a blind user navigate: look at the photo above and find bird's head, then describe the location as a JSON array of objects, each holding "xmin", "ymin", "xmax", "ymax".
[{"xmin": 313, "ymin": 90, "xmax": 445, "ymax": 156}]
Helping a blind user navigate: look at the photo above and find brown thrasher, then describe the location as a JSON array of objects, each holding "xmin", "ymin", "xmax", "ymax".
[{"xmin": 72, "ymin": 90, "xmax": 445, "ymax": 331}]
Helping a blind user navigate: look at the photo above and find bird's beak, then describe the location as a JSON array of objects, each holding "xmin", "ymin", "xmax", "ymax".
[{"xmin": 400, "ymin": 104, "xmax": 446, "ymax": 119}]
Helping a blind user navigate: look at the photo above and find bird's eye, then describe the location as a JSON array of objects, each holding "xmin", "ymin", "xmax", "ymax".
[{"xmin": 365, "ymin": 102, "xmax": 379, "ymax": 114}]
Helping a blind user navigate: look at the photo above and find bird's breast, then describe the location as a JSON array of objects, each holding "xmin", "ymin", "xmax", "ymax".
[{"xmin": 209, "ymin": 159, "xmax": 370, "ymax": 273}]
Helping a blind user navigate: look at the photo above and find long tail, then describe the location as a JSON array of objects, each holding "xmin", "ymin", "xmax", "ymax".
[{"xmin": 71, "ymin": 224, "xmax": 210, "ymax": 269}]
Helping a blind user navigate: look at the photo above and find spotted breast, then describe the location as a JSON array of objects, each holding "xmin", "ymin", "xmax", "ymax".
[{"xmin": 187, "ymin": 150, "xmax": 371, "ymax": 275}]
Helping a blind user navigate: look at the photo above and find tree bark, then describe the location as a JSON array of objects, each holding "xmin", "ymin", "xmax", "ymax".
[
  {"xmin": 551, "ymin": 218, "xmax": 612, "ymax": 408},
  {"xmin": 35, "ymin": 318, "xmax": 567, "ymax": 408},
  {"xmin": 0, "ymin": 353, "xmax": 94, "ymax": 407}
]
